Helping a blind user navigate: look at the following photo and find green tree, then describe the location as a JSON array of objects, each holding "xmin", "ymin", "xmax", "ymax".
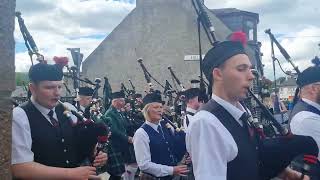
[{"xmin": 15, "ymin": 72, "xmax": 29, "ymax": 86}]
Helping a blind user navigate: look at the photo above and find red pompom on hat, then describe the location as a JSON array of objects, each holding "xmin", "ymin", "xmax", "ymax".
[
  {"xmin": 53, "ymin": 56, "xmax": 69, "ymax": 68},
  {"xmin": 229, "ymin": 31, "xmax": 247, "ymax": 46}
]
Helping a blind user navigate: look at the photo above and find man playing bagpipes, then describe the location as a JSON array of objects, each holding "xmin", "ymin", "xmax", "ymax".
[
  {"xmin": 11, "ymin": 62, "xmax": 108, "ymax": 179},
  {"xmin": 64, "ymin": 86, "xmax": 94, "ymax": 122},
  {"xmin": 99, "ymin": 91, "xmax": 132, "ymax": 180},
  {"xmin": 122, "ymin": 99, "xmax": 144, "ymax": 180},
  {"xmin": 290, "ymin": 63, "xmax": 320, "ymax": 178},
  {"xmin": 186, "ymin": 34, "xmax": 318, "ymax": 180},
  {"xmin": 181, "ymin": 88, "xmax": 201, "ymax": 130},
  {"xmin": 133, "ymin": 92, "xmax": 189, "ymax": 180}
]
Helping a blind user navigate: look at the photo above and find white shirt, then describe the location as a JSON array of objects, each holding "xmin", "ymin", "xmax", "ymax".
[
  {"xmin": 63, "ymin": 102, "xmax": 80, "ymax": 123},
  {"xmin": 186, "ymin": 94, "xmax": 246, "ymax": 180},
  {"xmin": 79, "ymin": 105, "xmax": 85, "ymax": 112},
  {"xmin": 12, "ymin": 97, "xmax": 58, "ymax": 164},
  {"xmin": 133, "ymin": 120, "xmax": 174, "ymax": 177},
  {"xmin": 183, "ymin": 107, "xmax": 197, "ymax": 130},
  {"xmin": 290, "ymin": 98, "xmax": 320, "ymax": 159}
]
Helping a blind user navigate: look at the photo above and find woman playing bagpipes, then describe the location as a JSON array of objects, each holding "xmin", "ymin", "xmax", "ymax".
[{"xmin": 133, "ymin": 91, "xmax": 189, "ymax": 180}]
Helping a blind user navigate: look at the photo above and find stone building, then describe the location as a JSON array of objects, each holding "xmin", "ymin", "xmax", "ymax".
[
  {"xmin": 211, "ymin": 8, "xmax": 263, "ymax": 75},
  {"xmin": 83, "ymin": 0, "xmax": 262, "ymax": 94},
  {"xmin": 278, "ymin": 77, "xmax": 297, "ymax": 101}
]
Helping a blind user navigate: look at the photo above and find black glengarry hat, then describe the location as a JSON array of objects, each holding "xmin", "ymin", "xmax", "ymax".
[
  {"xmin": 143, "ymin": 92, "xmax": 163, "ymax": 106},
  {"xmin": 202, "ymin": 41, "xmax": 246, "ymax": 83},
  {"xmin": 133, "ymin": 93, "xmax": 142, "ymax": 99},
  {"xmin": 182, "ymin": 88, "xmax": 200, "ymax": 101},
  {"xmin": 29, "ymin": 63, "xmax": 63, "ymax": 82},
  {"xmin": 297, "ymin": 66, "xmax": 320, "ymax": 87},
  {"xmin": 79, "ymin": 87, "xmax": 94, "ymax": 96},
  {"xmin": 111, "ymin": 91, "xmax": 125, "ymax": 99}
]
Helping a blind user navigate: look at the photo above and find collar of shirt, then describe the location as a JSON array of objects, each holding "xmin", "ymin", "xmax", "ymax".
[
  {"xmin": 302, "ymin": 98, "xmax": 320, "ymax": 111},
  {"xmin": 186, "ymin": 107, "xmax": 197, "ymax": 114},
  {"xmin": 211, "ymin": 94, "xmax": 245, "ymax": 125},
  {"xmin": 112, "ymin": 106, "xmax": 123, "ymax": 114},
  {"xmin": 31, "ymin": 96, "xmax": 58, "ymax": 121},
  {"xmin": 145, "ymin": 120, "xmax": 161, "ymax": 132},
  {"xmin": 80, "ymin": 105, "xmax": 85, "ymax": 112}
]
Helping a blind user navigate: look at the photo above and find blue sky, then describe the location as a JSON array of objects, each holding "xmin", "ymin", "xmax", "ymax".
[{"xmin": 15, "ymin": 42, "xmax": 28, "ymax": 53}]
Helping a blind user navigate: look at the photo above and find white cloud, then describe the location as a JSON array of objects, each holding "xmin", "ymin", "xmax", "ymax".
[
  {"xmin": 205, "ymin": 0, "xmax": 320, "ymax": 32},
  {"xmin": 15, "ymin": 53, "xmax": 33, "ymax": 72},
  {"xmin": 15, "ymin": 32, "xmax": 107, "ymax": 72},
  {"xmin": 205, "ymin": 0, "xmax": 320, "ymax": 79},
  {"xmin": 261, "ymin": 26, "xmax": 320, "ymax": 79},
  {"xmin": 15, "ymin": 0, "xmax": 320, "ymax": 80},
  {"xmin": 15, "ymin": 0, "xmax": 136, "ymax": 71},
  {"xmin": 15, "ymin": 0, "xmax": 135, "ymax": 38}
]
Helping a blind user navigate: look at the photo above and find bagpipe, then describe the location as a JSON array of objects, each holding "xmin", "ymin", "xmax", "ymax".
[
  {"xmin": 168, "ymin": 66, "xmax": 185, "ymax": 92},
  {"xmin": 137, "ymin": 59, "xmax": 178, "ymax": 121},
  {"xmin": 120, "ymin": 80, "xmax": 143, "ymax": 117},
  {"xmin": 86, "ymin": 78, "xmax": 104, "ymax": 120},
  {"xmin": 137, "ymin": 58, "xmax": 167, "ymax": 93},
  {"xmin": 249, "ymin": 36, "xmax": 320, "ymax": 180},
  {"xmin": 167, "ymin": 66, "xmax": 192, "ymax": 128},
  {"xmin": 59, "ymin": 100, "xmax": 110, "ymax": 165},
  {"xmin": 55, "ymin": 57, "xmax": 110, "ymax": 165},
  {"xmin": 243, "ymin": 89, "xmax": 319, "ymax": 179},
  {"xmin": 14, "ymin": 11, "xmax": 42, "ymax": 105},
  {"xmin": 263, "ymin": 29, "xmax": 320, "ymax": 178},
  {"xmin": 163, "ymin": 80, "xmax": 176, "ymax": 107},
  {"xmin": 136, "ymin": 59, "xmax": 187, "ymax": 162},
  {"xmin": 60, "ymin": 57, "xmax": 106, "ymax": 119},
  {"xmin": 16, "ymin": 11, "xmax": 110, "ymax": 167},
  {"xmin": 122, "ymin": 96, "xmax": 145, "ymax": 137},
  {"xmin": 167, "ymin": 66, "xmax": 184, "ymax": 109},
  {"xmin": 128, "ymin": 79, "xmax": 136, "ymax": 95},
  {"xmin": 138, "ymin": 58, "xmax": 155, "ymax": 93},
  {"xmin": 162, "ymin": 114, "xmax": 187, "ymax": 163},
  {"xmin": 103, "ymin": 76, "xmax": 113, "ymax": 110},
  {"xmin": 83, "ymin": 97, "xmax": 104, "ymax": 120},
  {"xmin": 15, "ymin": 11, "xmax": 45, "ymax": 65},
  {"xmin": 191, "ymin": 0, "xmax": 320, "ymax": 179}
]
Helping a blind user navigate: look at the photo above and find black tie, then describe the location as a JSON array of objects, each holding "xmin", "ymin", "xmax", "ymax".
[
  {"xmin": 157, "ymin": 125, "xmax": 163, "ymax": 134},
  {"xmin": 240, "ymin": 112, "xmax": 252, "ymax": 137},
  {"xmin": 186, "ymin": 111, "xmax": 195, "ymax": 116},
  {"xmin": 48, "ymin": 110, "xmax": 59, "ymax": 127}
]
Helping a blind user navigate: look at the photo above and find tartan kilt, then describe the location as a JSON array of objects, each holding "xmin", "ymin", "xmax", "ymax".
[
  {"xmin": 124, "ymin": 144, "xmax": 137, "ymax": 164},
  {"xmin": 106, "ymin": 145, "xmax": 125, "ymax": 175},
  {"xmin": 139, "ymin": 173, "xmax": 158, "ymax": 180}
]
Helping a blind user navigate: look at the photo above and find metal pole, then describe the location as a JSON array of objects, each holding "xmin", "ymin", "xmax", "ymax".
[{"xmin": 76, "ymin": 48, "xmax": 81, "ymax": 88}]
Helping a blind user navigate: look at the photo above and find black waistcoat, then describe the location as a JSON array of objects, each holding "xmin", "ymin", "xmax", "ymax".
[
  {"xmin": 20, "ymin": 101, "xmax": 78, "ymax": 168},
  {"xmin": 200, "ymin": 99, "xmax": 260, "ymax": 180},
  {"xmin": 288, "ymin": 100, "xmax": 320, "ymax": 178},
  {"xmin": 289, "ymin": 100, "xmax": 320, "ymax": 120}
]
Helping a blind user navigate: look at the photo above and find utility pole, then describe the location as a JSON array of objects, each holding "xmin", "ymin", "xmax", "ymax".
[
  {"xmin": 67, "ymin": 48, "xmax": 83, "ymax": 110},
  {"xmin": 0, "ymin": 0, "xmax": 16, "ymax": 179}
]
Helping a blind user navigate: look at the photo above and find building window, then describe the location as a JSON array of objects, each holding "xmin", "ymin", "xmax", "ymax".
[{"xmin": 245, "ymin": 20, "xmax": 254, "ymax": 41}]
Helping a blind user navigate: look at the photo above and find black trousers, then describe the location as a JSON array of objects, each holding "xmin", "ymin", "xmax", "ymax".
[{"xmin": 108, "ymin": 175, "xmax": 122, "ymax": 180}]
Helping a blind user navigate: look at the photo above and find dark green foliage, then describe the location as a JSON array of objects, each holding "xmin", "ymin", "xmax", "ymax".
[{"xmin": 15, "ymin": 72, "xmax": 29, "ymax": 86}]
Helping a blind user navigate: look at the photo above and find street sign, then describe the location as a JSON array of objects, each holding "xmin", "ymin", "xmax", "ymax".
[{"xmin": 184, "ymin": 54, "xmax": 206, "ymax": 61}]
